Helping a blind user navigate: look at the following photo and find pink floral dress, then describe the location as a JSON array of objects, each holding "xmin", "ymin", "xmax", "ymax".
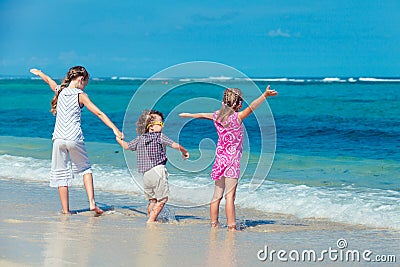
[{"xmin": 211, "ymin": 111, "xmax": 244, "ymax": 180}]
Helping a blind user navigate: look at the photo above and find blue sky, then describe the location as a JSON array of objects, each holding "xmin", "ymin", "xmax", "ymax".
[{"xmin": 1, "ymin": 0, "xmax": 399, "ymax": 77}]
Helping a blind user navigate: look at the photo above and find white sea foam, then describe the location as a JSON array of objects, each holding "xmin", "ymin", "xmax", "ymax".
[
  {"xmin": 288, "ymin": 78, "xmax": 305, "ymax": 82},
  {"xmin": 3, "ymin": 76, "xmax": 400, "ymax": 83},
  {"xmin": 169, "ymin": 175, "xmax": 400, "ymax": 230},
  {"xmin": 207, "ymin": 76, "xmax": 233, "ymax": 80},
  {"xmin": 118, "ymin": 77, "xmax": 146, "ymax": 81},
  {"xmin": 236, "ymin": 181, "xmax": 400, "ymax": 230},
  {"xmin": 252, "ymin": 78, "xmax": 289, "ymax": 82},
  {"xmin": 359, "ymin": 77, "xmax": 400, "ymax": 82},
  {"xmin": 176, "ymin": 77, "xmax": 234, "ymax": 82},
  {"xmin": 321, "ymin": 77, "xmax": 346, "ymax": 82},
  {"xmin": 1, "ymin": 154, "xmax": 399, "ymax": 229},
  {"xmin": 0, "ymin": 154, "xmax": 50, "ymax": 183},
  {"xmin": 0, "ymin": 154, "xmax": 142, "ymax": 195}
]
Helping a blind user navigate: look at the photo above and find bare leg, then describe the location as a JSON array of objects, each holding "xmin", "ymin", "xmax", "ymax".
[
  {"xmin": 147, "ymin": 197, "xmax": 168, "ymax": 223},
  {"xmin": 210, "ymin": 198, "xmax": 222, "ymax": 227},
  {"xmin": 58, "ymin": 186, "xmax": 70, "ymax": 214},
  {"xmin": 83, "ymin": 173, "xmax": 103, "ymax": 214},
  {"xmin": 147, "ymin": 199, "xmax": 156, "ymax": 217},
  {"xmin": 224, "ymin": 178, "xmax": 238, "ymax": 231},
  {"xmin": 210, "ymin": 178, "xmax": 225, "ymax": 227}
]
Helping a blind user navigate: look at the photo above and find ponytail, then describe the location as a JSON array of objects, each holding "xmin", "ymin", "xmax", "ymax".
[
  {"xmin": 50, "ymin": 66, "xmax": 89, "ymax": 115},
  {"xmin": 50, "ymin": 77, "xmax": 69, "ymax": 114},
  {"xmin": 216, "ymin": 88, "xmax": 243, "ymax": 126}
]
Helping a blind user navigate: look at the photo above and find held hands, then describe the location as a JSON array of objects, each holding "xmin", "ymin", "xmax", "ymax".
[
  {"xmin": 263, "ymin": 85, "xmax": 278, "ymax": 98},
  {"xmin": 114, "ymin": 129, "xmax": 124, "ymax": 140}
]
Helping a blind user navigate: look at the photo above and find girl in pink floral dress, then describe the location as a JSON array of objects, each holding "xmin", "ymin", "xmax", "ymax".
[{"xmin": 180, "ymin": 86, "xmax": 278, "ymax": 231}]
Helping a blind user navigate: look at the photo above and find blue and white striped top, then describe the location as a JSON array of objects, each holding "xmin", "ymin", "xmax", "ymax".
[{"xmin": 52, "ymin": 86, "xmax": 84, "ymax": 141}]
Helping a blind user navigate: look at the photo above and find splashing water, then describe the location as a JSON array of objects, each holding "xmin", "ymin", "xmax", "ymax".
[{"xmin": 158, "ymin": 205, "xmax": 177, "ymax": 223}]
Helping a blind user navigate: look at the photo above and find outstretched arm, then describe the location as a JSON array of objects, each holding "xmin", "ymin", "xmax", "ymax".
[
  {"xmin": 171, "ymin": 142, "xmax": 190, "ymax": 159},
  {"xmin": 238, "ymin": 85, "xmax": 278, "ymax": 121},
  {"xmin": 179, "ymin": 113, "xmax": 213, "ymax": 120},
  {"xmin": 79, "ymin": 93, "xmax": 124, "ymax": 139},
  {"xmin": 30, "ymin": 68, "xmax": 58, "ymax": 92}
]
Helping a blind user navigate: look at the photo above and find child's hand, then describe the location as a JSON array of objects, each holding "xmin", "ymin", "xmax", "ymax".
[
  {"xmin": 115, "ymin": 135, "xmax": 129, "ymax": 149},
  {"xmin": 30, "ymin": 68, "xmax": 41, "ymax": 76},
  {"xmin": 179, "ymin": 113, "xmax": 191, "ymax": 118},
  {"xmin": 114, "ymin": 129, "xmax": 124, "ymax": 140},
  {"xmin": 264, "ymin": 85, "xmax": 278, "ymax": 97},
  {"xmin": 182, "ymin": 152, "xmax": 190, "ymax": 159}
]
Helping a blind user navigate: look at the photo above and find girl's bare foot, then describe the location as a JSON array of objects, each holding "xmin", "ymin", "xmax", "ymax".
[
  {"xmin": 61, "ymin": 210, "xmax": 72, "ymax": 215},
  {"xmin": 227, "ymin": 224, "xmax": 241, "ymax": 232},
  {"xmin": 90, "ymin": 206, "xmax": 104, "ymax": 215},
  {"xmin": 210, "ymin": 221, "xmax": 219, "ymax": 228}
]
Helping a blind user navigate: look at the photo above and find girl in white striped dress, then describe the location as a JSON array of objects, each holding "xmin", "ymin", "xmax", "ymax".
[{"xmin": 30, "ymin": 66, "xmax": 123, "ymax": 214}]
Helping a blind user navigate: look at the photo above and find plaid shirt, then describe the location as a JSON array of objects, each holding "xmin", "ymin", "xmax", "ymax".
[{"xmin": 128, "ymin": 132, "xmax": 174, "ymax": 173}]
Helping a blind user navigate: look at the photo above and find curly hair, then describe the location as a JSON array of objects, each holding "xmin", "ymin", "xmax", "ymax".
[{"xmin": 136, "ymin": 109, "xmax": 164, "ymax": 134}]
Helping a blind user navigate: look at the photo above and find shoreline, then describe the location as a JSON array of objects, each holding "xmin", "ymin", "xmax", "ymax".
[
  {"xmin": 1, "ymin": 136, "xmax": 399, "ymax": 231},
  {"xmin": 1, "ymin": 178, "xmax": 399, "ymax": 266}
]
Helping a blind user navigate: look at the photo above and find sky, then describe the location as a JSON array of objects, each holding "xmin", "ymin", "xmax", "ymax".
[{"xmin": 1, "ymin": 0, "xmax": 399, "ymax": 78}]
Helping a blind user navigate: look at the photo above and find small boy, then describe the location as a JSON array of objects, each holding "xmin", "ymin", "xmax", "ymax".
[{"xmin": 116, "ymin": 110, "xmax": 189, "ymax": 223}]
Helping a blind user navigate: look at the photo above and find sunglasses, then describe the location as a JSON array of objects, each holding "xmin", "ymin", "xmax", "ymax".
[{"xmin": 147, "ymin": 121, "xmax": 164, "ymax": 129}]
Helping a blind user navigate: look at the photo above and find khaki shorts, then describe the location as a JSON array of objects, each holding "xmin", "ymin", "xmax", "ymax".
[
  {"xmin": 50, "ymin": 139, "xmax": 92, "ymax": 187},
  {"xmin": 143, "ymin": 165, "xmax": 169, "ymax": 201}
]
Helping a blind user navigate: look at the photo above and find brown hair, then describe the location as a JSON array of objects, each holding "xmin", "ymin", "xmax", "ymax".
[
  {"xmin": 136, "ymin": 110, "xmax": 164, "ymax": 134},
  {"xmin": 50, "ymin": 66, "xmax": 89, "ymax": 115},
  {"xmin": 216, "ymin": 88, "xmax": 243, "ymax": 125}
]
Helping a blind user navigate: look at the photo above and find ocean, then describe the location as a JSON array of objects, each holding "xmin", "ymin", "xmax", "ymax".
[{"xmin": 0, "ymin": 76, "xmax": 399, "ymax": 230}]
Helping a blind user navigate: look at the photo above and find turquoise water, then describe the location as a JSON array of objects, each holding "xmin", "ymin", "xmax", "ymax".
[{"xmin": 0, "ymin": 77, "xmax": 399, "ymax": 229}]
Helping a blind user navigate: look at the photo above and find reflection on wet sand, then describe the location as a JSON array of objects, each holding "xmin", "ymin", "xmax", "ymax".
[
  {"xmin": 136, "ymin": 223, "xmax": 166, "ymax": 267},
  {"xmin": 207, "ymin": 228, "xmax": 238, "ymax": 267},
  {"xmin": 43, "ymin": 214, "xmax": 97, "ymax": 266}
]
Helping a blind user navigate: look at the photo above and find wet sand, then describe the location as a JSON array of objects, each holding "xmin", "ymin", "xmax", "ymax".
[{"xmin": 0, "ymin": 178, "xmax": 399, "ymax": 266}]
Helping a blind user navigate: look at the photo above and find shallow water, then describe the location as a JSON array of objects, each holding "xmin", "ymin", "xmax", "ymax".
[{"xmin": 0, "ymin": 78, "xmax": 399, "ymax": 230}]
